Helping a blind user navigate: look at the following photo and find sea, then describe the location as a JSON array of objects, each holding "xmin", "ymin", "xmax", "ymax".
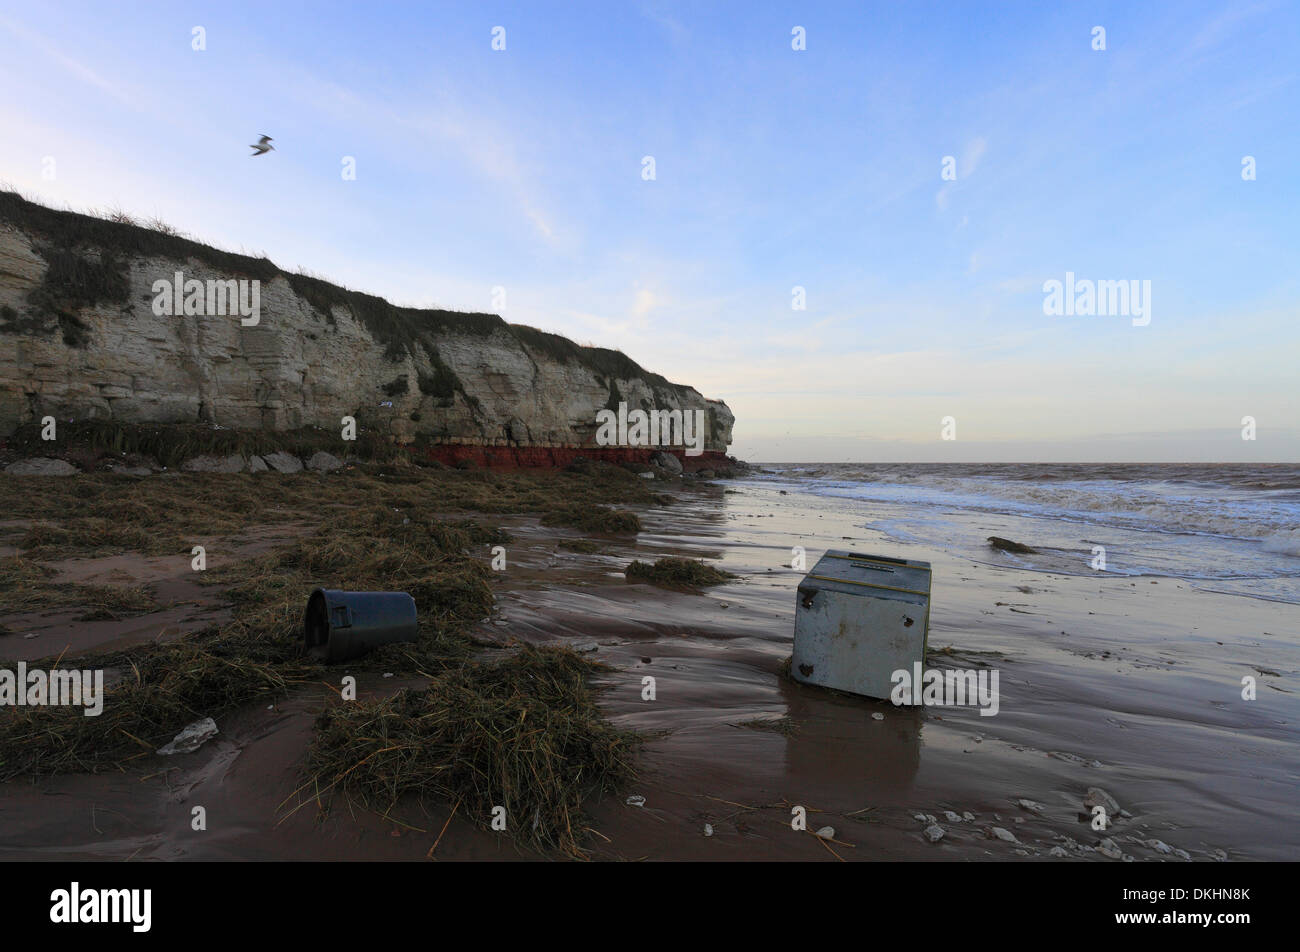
[{"xmin": 751, "ymin": 463, "xmax": 1300, "ymax": 605}]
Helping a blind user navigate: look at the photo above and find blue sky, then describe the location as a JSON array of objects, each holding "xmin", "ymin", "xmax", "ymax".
[{"xmin": 2, "ymin": 1, "xmax": 1297, "ymax": 461}]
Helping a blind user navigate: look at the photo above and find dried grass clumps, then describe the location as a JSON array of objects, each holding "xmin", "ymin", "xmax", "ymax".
[
  {"xmin": 0, "ymin": 452, "xmax": 663, "ymax": 561},
  {"xmin": 541, "ymin": 504, "xmax": 641, "ymax": 534},
  {"xmin": 0, "ymin": 437, "xmax": 660, "ymax": 853},
  {"xmin": 0, "ymin": 556, "xmax": 159, "ymax": 619},
  {"xmin": 0, "ymin": 505, "xmax": 505, "ymax": 779},
  {"xmin": 987, "ymin": 536, "xmax": 1037, "ymax": 554},
  {"xmin": 206, "ymin": 514, "xmax": 496, "ymax": 660},
  {"xmin": 558, "ymin": 539, "xmax": 603, "ymax": 554},
  {"xmin": 0, "ymin": 630, "xmax": 310, "ymax": 780},
  {"xmin": 304, "ymin": 644, "xmax": 638, "ymax": 856},
  {"xmin": 18, "ymin": 519, "xmax": 163, "ymax": 558},
  {"xmin": 625, "ymin": 557, "xmax": 734, "ymax": 589}
]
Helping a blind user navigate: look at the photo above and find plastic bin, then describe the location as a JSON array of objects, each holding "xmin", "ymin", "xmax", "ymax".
[{"xmin": 303, "ymin": 588, "xmax": 418, "ymax": 664}]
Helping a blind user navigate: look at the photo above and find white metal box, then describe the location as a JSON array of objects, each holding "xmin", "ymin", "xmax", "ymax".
[{"xmin": 791, "ymin": 550, "xmax": 932, "ymax": 701}]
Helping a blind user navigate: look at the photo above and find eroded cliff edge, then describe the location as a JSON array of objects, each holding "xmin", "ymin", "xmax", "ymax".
[{"xmin": 0, "ymin": 192, "xmax": 733, "ymax": 464}]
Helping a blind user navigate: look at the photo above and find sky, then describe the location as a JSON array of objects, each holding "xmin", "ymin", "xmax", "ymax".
[{"xmin": 1, "ymin": 1, "xmax": 1297, "ymax": 462}]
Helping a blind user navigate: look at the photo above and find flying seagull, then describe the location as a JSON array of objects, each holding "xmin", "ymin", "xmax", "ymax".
[{"xmin": 249, "ymin": 134, "xmax": 274, "ymax": 156}]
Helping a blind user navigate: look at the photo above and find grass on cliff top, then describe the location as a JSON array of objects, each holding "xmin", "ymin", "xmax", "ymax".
[
  {"xmin": 0, "ymin": 188, "xmax": 279, "ymax": 280},
  {"xmin": 303, "ymin": 643, "xmax": 638, "ymax": 857},
  {"xmin": 625, "ymin": 557, "xmax": 735, "ymax": 590}
]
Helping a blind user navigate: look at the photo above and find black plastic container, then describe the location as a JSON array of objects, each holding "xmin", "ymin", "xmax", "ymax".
[{"xmin": 304, "ymin": 588, "xmax": 418, "ymax": 664}]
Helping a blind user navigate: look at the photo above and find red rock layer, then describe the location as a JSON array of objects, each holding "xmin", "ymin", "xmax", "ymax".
[{"xmin": 419, "ymin": 443, "xmax": 735, "ymax": 472}]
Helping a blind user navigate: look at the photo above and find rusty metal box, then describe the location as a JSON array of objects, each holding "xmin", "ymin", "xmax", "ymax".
[{"xmin": 791, "ymin": 550, "xmax": 932, "ymax": 701}]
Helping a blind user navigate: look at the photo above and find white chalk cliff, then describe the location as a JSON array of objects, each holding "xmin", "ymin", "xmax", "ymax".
[{"xmin": 0, "ymin": 194, "xmax": 733, "ymax": 453}]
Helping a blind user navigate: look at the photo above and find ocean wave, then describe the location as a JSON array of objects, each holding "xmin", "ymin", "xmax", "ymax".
[
  {"xmin": 1262, "ymin": 529, "xmax": 1300, "ymax": 558},
  {"xmin": 760, "ymin": 462, "xmax": 1300, "ymax": 491},
  {"xmin": 764, "ymin": 467, "xmax": 1300, "ymax": 546}
]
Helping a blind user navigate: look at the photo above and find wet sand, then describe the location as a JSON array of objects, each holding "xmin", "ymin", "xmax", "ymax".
[{"xmin": 1, "ymin": 478, "xmax": 1294, "ymax": 861}]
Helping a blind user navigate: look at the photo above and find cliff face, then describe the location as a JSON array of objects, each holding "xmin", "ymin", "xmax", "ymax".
[{"xmin": 0, "ymin": 193, "xmax": 733, "ymax": 459}]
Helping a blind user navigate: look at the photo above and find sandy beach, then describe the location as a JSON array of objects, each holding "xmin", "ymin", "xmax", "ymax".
[
  {"xmin": 494, "ymin": 475, "xmax": 1299, "ymax": 861},
  {"xmin": 2, "ymin": 466, "xmax": 1292, "ymax": 862}
]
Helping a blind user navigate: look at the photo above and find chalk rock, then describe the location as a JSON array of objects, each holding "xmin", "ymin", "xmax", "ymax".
[
  {"xmin": 1049, "ymin": 751, "xmax": 1101, "ymax": 767},
  {"xmin": 625, "ymin": 795, "xmax": 645, "ymax": 807},
  {"xmin": 871, "ymin": 712, "xmax": 885, "ymax": 721},
  {"xmin": 649, "ymin": 451, "xmax": 683, "ymax": 475},
  {"xmin": 962, "ymin": 811, "xmax": 976, "ymax": 822},
  {"xmin": 0, "ymin": 216, "xmax": 735, "ymax": 454},
  {"xmin": 814, "ymin": 826, "xmax": 835, "ymax": 840},
  {"xmin": 1018, "ymin": 799, "xmax": 1045, "ymax": 816},
  {"xmin": 4, "ymin": 457, "xmax": 78, "ymax": 476},
  {"xmin": 262, "ymin": 451, "xmax": 304, "ymax": 473},
  {"xmin": 105, "ymin": 462, "xmax": 153, "ymax": 475},
  {"xmin": 1083, "ymin": 787, "xmax": 1120, "ymax": 815},
  {"xmin": 1097, "ymin": 838, "xmax": 1123, "ymax": 860},
  {"xmin": 923, "ymin": 824, "xmax": 945, "ymax": 843},
  {"xmin": 181, "ymin": 454, "xmax": 246, "ymax": 473},
  {"xmin": 1049, "ymin": 846, "xmax": 1069, "ymax": 857},
  {"xmin": 1146, "ymin": 839, "xmax": 1173, "ymax": 855},
  {"xmin": 704, "ymin": 824, "xmax": 713, "ymax": 837},
  {"xmin": 157, "ymin": 717, "xmax": 219, "ymax": 755},
  {"xmin": 943, "ymin": 811, "xmax": 963, "ymax": 823},
  {"xmin": 307, "ymin": 451, "xmax": 343, "ymax": 473},
  {"xmin": 990, "ymin": 826, "xmax": 1018, "ymax": 843}
]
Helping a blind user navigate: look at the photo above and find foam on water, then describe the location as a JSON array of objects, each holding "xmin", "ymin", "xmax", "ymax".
[{"xmin": 754, "ymin": 463, "xmax": 1300, "ymax": 603}]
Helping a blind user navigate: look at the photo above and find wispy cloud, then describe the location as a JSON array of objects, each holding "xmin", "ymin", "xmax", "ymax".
[
  {"xmin": 0, "ymin": 17, "xmax": 137, "ymax": 108},
  {"xmin": 279, "ymin": 66, "xmax": 564, "ymax": 245},
  {"xmin": 1187, "ymin": 1, "xmax": 1276, "ymax": 54}
]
